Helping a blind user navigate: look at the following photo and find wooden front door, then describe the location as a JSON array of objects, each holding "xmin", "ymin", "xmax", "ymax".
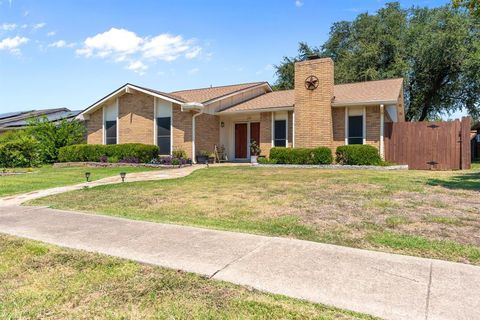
[
  {"xmin": 250, "ymin": 122, "xmax": 260, "ymax": 144},
  {"xmin": 235, "ymin": 123, "xmax": 248, "ymax": 159}
]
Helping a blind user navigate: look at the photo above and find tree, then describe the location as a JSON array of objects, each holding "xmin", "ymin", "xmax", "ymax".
[
  {"xmin": 27, "ymin": 116, "xmax": 86, "ymax": 163},
  {"xmin": 452, "ymin": 0, "xmax": 480, "ymax": 18},
  {"xmin": 273, "ymin": 2, "xmax": 480, "ymax": 121}
]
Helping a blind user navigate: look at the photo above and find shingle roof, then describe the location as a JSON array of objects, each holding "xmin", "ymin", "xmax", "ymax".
[
  {"xmin": 217, "ymin": 78, "xmax": 403, "ymax": 114},
  {"xmin": 333, "ymin": 78, "xmax": 403, "ymax": 106},
  {"xmin": 171, "ymin": 82, "xmax": 268, "ymax": 103},
  {"xmin": 218, "ymin": 90, "xmax": 294, "ymax": 114}
]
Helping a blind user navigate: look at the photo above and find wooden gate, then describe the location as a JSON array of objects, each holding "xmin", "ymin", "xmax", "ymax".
[{"xmin": 384, "ymin": 117, "xmax": 471, "ymax": 170}]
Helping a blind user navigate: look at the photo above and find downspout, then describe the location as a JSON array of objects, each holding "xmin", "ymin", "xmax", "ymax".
[{"xmin": 192, "ymin": 109, "xmax": 204, "ymax": 163}]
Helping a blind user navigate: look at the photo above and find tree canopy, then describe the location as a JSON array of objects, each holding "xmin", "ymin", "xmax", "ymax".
[{"xmin": 273, "ymin": 2, "xmax": 480, "ymax": 121}]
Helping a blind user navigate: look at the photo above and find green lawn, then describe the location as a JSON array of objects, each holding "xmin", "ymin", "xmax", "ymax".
[
  {"xmin": 31, "ymin": 164, "xmax": 480, "ymax": 265},
  {"xmin": 0, "ymin": 165, "xmax": 157, "ymax": 197},
  {"xmin": 0, "ymin": 235, "xmax": 375, "ymax": 320}
]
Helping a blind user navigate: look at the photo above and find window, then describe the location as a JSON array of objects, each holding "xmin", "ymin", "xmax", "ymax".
[
  {"xmin": 157, "ymin": 117, "xmax": 171, "ymax": 154},
  {"xmin": 348, "ymin": 115, "xmax": 363, "ymax": 145},
  {"xmin": 274, "ymin": 120, "xmax": 287, "ymax": 147},
  {"xmin": 105, "ymin": 120, "xmax": 117, "ymax": 145}
]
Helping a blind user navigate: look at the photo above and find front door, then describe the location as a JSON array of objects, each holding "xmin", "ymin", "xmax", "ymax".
[{"xmin": 235, "ymin": 123, "xmax": 248, "ymax": 159}]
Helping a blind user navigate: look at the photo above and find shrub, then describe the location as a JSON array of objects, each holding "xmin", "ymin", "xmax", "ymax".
[
  {"xmin": 335, "ymin": 145, "xmax": 381, "ymax": 165},
  {"xmin": 269, "ymin": 147, "xmax": 333, "ymax": 165},
  {"xmin": 172, "ymin": 148, "xmax": 187, "ymax": 159},
  {"xmin": 257, "ymin": 157, "xmax": 278, "ymax": 164},
  {"xmin": 0, "ymin": 136, "xmax": 42, "ymax": 168},
  {"xmin": 27, "ymin": 116, "xmax": 86, "ymax": 163},
  {"xmin": 58, "ymin": 144, "xmax": 159, "ymax": 163}
]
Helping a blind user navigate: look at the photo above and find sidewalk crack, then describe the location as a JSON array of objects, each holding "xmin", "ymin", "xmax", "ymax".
[
  {"xmin": 209, "ymin": 239, "xmax": 271, "ymax": 279},
  {"xmin": 425, "ymin": 261, "xmax": 433, "ymax": 320}
]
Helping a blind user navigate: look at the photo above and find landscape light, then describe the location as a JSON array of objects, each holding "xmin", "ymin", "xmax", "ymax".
[
  {"xmin": 120, "ymin": 172, "xmax": 126, "ymax": 182},
  {"xmin": 85, "ymin": 172, "xmax": 91, "ymax": 182}
]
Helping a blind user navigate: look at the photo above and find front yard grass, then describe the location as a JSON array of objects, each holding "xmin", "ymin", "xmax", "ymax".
[
  {"xmin": 0, "ymin": 165, "xmax": 157, "ymax": 197},
  {"xmin": 0, "ymin": 235, "xmax": 375, "ymax": 320},
  {"xmin": 30, "ymin": 165, "xmax": 480, "ymax": 265}
]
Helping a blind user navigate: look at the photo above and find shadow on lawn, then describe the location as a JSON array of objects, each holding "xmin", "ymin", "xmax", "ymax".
[{"xmin": 427, "ymin": 171, "xmax": 480, "ymax": 191}]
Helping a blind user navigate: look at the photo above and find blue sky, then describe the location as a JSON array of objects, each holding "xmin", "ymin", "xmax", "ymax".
[{"xmin": 0, "ymin": 0, "xmax": 450, "ymax": 113}]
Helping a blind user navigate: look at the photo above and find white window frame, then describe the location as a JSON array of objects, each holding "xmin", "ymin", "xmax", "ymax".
[
  {"xmin": 344, "ymin": 106, "xmax": 366, "ymax": 145},
  {"xmin": 154, "ymin": 97, "xmax": 173, "ymax": 156},
  {"xmin": 271, "ymin": 111, "xmax": 288, "ymax": 148}
]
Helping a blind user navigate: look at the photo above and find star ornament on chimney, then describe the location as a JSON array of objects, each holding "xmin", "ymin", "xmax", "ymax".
[{"xmin": 305, "ymin": 75, "xmax": 319, "ymax": 90}]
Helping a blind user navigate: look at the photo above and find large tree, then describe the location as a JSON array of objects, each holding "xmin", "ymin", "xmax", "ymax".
[
  {"xmin": 452, "ymin": 0, "xmax": 480, "ymax": 18},
  {"xmin": 273, "ymin": 2, "xmax": 480, "ymax": 121}
]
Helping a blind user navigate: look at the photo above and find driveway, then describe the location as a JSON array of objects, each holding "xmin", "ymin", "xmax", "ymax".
[{"xmin": 0, "ymin": 205, "xmax": 478, "ymax": 320}]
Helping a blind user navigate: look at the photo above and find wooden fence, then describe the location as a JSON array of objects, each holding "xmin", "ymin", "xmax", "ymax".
[{"xmin": 384, "ymin": 117, "xmax": 471, "ymax": 170}]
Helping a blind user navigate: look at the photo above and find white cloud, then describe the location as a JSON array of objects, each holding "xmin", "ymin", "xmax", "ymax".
[
  {"xmin": 47, "ymin": 31, "xmax": 56, "ymax": 37},
  {"xmin": 295, "ymin": 0, "xmax": 303, "ymax": 7},
  {"xmin": 48, "ymin": 40, "xmax": 75, "ymax": 48},
  {"xmin": 32, "ymin": 22, "xmax": 46, "ymax": 30},
  {"xmin": 127, "ymin": 60, "xmax": 147, "ymax": 75},
  {"xmin": 76, "ymin": 27, "xmax": 202, "ymax": 74},
  {"xmin": 0, "ymin": 36, "xmax": 28, "ymax": 54},
  {"xmin": 0, "ymin": 23, "xmax": 17, "ymax": 31}
]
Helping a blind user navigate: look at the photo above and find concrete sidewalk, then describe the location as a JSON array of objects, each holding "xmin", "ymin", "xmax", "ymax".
[{"xmin": 0, "ymin": 206, "xmax": 478, "ymax": 320}]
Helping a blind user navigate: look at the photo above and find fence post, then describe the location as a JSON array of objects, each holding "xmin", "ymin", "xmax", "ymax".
[{"xmin": 460, "ymin": 117, "xmax": 472, "ymax": 170}]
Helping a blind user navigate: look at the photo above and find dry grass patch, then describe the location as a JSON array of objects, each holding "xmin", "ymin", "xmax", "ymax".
[
  {"xmin": 0, "ymin": 235, "xmax": 375, "ymax": 319},
  {"xmin": 30, "ymin": 166, "xmax": 480, "ymax": 264}
]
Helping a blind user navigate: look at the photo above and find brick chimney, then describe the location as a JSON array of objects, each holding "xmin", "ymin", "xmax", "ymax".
[{"xmin": 294, "ymin": 57, "xmax": 334, "ymax": 148}]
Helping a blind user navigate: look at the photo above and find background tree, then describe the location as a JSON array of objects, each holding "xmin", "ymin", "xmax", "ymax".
[
  {"xmin": 452, "ymin": 0, "xmax": 480, "ymax": 17},
  {"xmin": 27, "ymin": 116, "xmax": 86, "ymax": 163},
  {"xmin": 273, "ymin": 2, "xmax": 480, "ymax": 121}
]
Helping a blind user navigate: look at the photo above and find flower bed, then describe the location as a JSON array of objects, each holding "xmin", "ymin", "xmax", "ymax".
[
  {"xmin": 53, "ymin": 162, "xmax": 193, "ymax": 169},
  {"xmin": 256, "ymin": 163, "xmax": 408, "ymax": 170}
]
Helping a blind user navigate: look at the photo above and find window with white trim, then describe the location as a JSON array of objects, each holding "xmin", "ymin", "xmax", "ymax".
[
  {"xmin": 157, "ymin": 117, "xmax": 171, "ymax": 154},
  {"xmin": 274, "ymin": 120, "xmax": 287, "ymax": 147},
  {"xmin": 348, "ymin": 115, "xmax": 363, "ymax": 145},
  {"xmin": 105, "ymin": 121, "xmax": 117, "ymax": 144}
]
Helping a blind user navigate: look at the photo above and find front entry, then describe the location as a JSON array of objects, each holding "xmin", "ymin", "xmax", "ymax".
[{"xmin": 235, "ymin": 123, "xmax": 248, "ymax": 159}]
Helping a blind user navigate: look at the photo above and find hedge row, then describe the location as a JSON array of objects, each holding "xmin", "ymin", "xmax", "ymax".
[
  {"xmin": 269, "ymin": 147, "xmax": 333, "ymax": 164},
  {"xmin": 58, "ymin": 144, "xmax": 159, "ymax": 163},
  {"xmin": 0, "ymin": 137, "xmax": 42, "ymax": 168},
  {"xmin": 335, "ymin": 145, "xmax": 382, "ymax": 165}
]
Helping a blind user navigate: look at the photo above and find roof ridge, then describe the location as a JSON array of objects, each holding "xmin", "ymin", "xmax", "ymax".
[
  {"xmin": 171, "ymin": 81, "xmax": 267, "ymax": 93},
  {"xmin": 334, "ymin": 78, "xmax": 403, "ymax": 87}
]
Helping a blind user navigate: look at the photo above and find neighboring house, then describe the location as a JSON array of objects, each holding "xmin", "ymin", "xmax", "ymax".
[
  {"xmin": 0, "ymin": 108, "xmax": 81, "ymax": 134},
  {"xmin": 77, "ymin": 57, "xmax": 404, "ymax": 161}
]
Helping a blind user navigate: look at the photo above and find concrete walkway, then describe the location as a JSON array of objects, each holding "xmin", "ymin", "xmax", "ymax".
[
  {"xmin": 0, "ymin": 165, "xmax": 205, "ymax": 206},
  {"xmin": 0, "ymin": 205, "xmax": 478, "ymax": 320}
]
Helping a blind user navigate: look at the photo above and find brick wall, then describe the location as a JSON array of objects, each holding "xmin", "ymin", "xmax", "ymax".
[
  {"xmin": 86, "ymin": 108, "xmax": 103, "ymax": 144},
  {"xmin": 260, "ymin": 112, "xmax": 272, "ymax": 157},
  {"xmin": 172, "ymin": 104, "xmax": 193, "ymax": 158},
  {"xmin": 294, "ymin": 58, "xmax": 334, "ymax": 148},
  {"xmin": 195, "ymin": 113, "xmax": 220, "ymax": 155},
  {"xmin": 366, "ymin": 105, "xmax": 380, "ymax": 149},
  {"xmin": 118, "ymin": 91, "xmax": 154, "ymax": 144},
  {"xmin": 332, "ymin": 107, "xmax": 345, "ymax": 150}
]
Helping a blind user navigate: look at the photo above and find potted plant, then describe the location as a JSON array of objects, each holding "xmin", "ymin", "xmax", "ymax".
[
  {"xmin": 196, "ymin": 150, "xmax": 209, "ymax": 164},
  {"xmin": 250, "ymin": 140, "xmax": 261, "ymax": 164}
]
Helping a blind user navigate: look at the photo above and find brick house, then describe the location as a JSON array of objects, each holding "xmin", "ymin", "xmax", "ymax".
[{"xmin": 78, "ymin": 57, "xmax": 405, "ymax": 162}]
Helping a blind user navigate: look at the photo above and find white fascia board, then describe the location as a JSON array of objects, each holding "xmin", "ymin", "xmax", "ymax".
[
  {"xmin": 78, "ymin": 84, "xmax": 184, "ymax": 118},
  {"xmin": 215, "ymin": 106, "xmax": 293, "ymax": 115},
  {"xmin": 181, "ymin": 102, "xmax": 204, "ymax": 112},
  {"xmin": 331, "ymin": 100, "xmax": 397, "ymax": 107},
  {"xmin": 203, "ymin": 83, "xmax": 272, "ymax": 106}
]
